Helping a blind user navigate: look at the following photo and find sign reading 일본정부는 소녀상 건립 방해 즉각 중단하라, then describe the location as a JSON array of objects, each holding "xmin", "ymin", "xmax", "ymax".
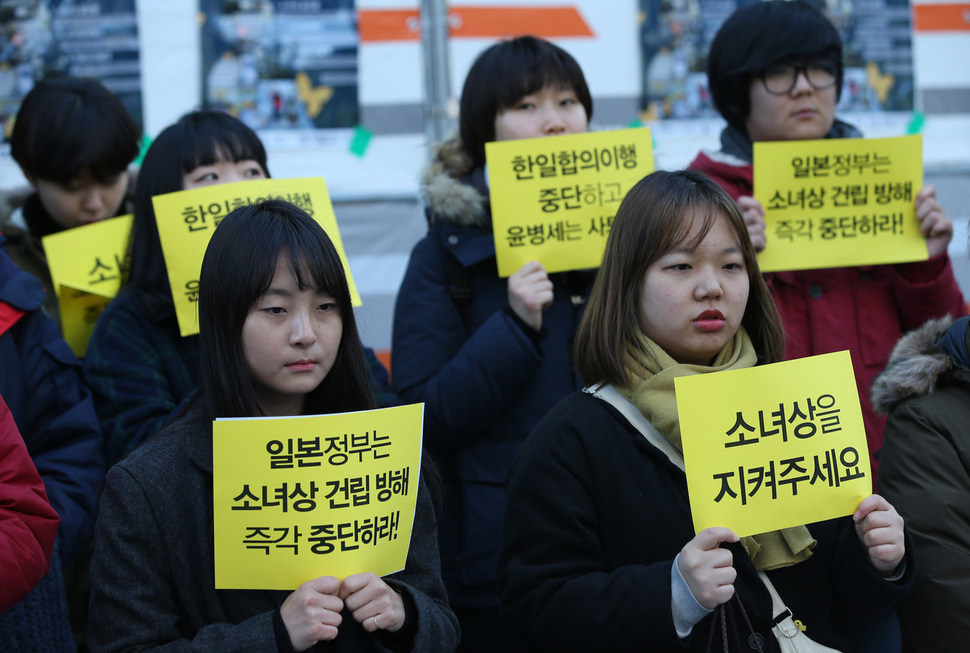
[
  {"xmin": 676, "ymin": 351, "xmax": 871, "ymax": 537},
  {"xmin": 485, "ymin": 128, "xmax": 655, "ymax": 277},
  {"xmin": 212, "ymin": 403, "xmax": 424, "ymax": 590},
  {"xmin": 754, "ymin": 134, "xmax": 928, "ymax": 273}
]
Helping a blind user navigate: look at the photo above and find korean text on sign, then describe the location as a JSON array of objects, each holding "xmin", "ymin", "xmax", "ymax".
[
  {"xmin": 213, "ymin": 403, "xmax": 424, "ymax": 590},
  {"xmin": 486, "ymin": 128, "xmax": 655, "ymax": 277},
  {"xmin": 42, "ymin": 214, "xmax": 133, "ymax": 356},
  {"xmin": 153, "ymin": 177, "xmax": 360, "ymax": 338},
  {"xmin": 675, "ymin": 351, "xmax": 871, "ymax": 537},
  {"xmin": 753, "ymin": 134, "xmax": 927, "ymax": 273}
]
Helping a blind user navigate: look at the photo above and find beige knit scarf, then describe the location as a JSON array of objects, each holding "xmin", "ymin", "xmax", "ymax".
[{"xmin": 618, "ymin": 327, "xmax": 815, "ymax": 570}]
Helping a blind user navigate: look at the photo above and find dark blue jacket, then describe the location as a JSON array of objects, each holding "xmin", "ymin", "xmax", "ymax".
[
  {"xmin": 0, "ymin": 235, "xmax": 105, "ymax": 564},
  {"xmin": 392, "ymin": 139, "xmax": 594, "ymax": 607}
]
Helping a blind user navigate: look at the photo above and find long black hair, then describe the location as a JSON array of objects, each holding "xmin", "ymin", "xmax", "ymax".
[
  {"xmin": 124, "ymin": 110, "xmax": 269, "ymax": 317},
  {"xmin": 196, "ymin": 200, "xmax": 375, "ymax": 420}
]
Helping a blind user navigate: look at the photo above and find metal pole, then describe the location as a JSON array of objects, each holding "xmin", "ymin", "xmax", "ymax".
[{"xmin": 420, "ymin": 0, "xmax": 454, "ymax": 148}]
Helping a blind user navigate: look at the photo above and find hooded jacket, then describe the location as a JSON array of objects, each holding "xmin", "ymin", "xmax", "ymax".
[
  {"xmin": 872, "ymin": 315, "xmax": 970, "ymax": 653},
  {"xmin": 0, "ymin": 235, "xmax": 105, "ymax": 563},
  {"xmin": 392, "ymin": 138, "xmax": 595, "ymax": 608}
]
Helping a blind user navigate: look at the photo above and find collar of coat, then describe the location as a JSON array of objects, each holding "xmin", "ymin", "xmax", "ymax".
[
  {"xmin": 871, "ymin": 315, "xmax": 958, "ymax": 415},
  {"xmin": 421, "ymin": 136, "xmax": 489, "ymax": 229}
]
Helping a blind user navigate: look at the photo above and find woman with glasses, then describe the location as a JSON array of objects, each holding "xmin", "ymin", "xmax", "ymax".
[{"xmin": 690, "ymin": 0, "xmax": 965, "ymax": 485}]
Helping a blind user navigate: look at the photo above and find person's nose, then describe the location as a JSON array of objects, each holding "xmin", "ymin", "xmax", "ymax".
[
  {"xmin": 791, "ymin": 69, "xmax": 814, "ymax": 95},
  {"xmin": 541, "ymin": 103, "xmax": 567, "ymax": 135},
  {"xmin": 290, "ymin": 310, "xmax": 317, "ymax": 347},
  {"xmin": 695, "ymin": 268, "xmax": 724, "ymax": 300},
  {"xmin": 82, "ymin": 188, "xmax": 105, "ymax": 213}
]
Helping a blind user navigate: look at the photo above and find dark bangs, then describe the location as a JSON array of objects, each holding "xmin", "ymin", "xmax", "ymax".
[
  {"xmin": 737, "ymin": 16, "xmax": 841, "ymax": 75},
  {"xmin": 459, "ymin": 36, "xmax": 592, "ymax": 167},
  {"xmin": 491, "ymin": 44, "xmax": 590, "ymax": 114},
  {"xmin": 708, "ymin": 0, "xmax": 843, "ymax": 132},
  {"xmin": 267, "ymin": 220, "xmax": 353, "ymax": 318},
  {"xmin": 177, "ymin": 110, "xmax": 268, "ymax": 175},
  {"xmin": 10, "ymin": 76, "xmax": 140, "ymax": 184}
]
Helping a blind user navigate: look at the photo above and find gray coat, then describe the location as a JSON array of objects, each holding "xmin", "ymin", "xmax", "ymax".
[{"xmin": 89, "ymin": 404, "xmax": 459, "ymax": 652}]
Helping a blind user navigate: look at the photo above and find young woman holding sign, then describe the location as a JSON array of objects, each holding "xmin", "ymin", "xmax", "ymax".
[
  {"xmin": 88, "ymin": 200, "xmax": 458, "ymax": 652},
  {"xmin": 391, "ymin": 36, "xmax": 596, "ymax": 651},
  {"xmin": 497, "ymin": 170, "xmax": 914, "ymax": 652},
  {"xmin": 687, "ymin": 0, "xmax": 965, "ymax": 479},
  {"xmin": 84, "ymin": 110, "xmax": 393, "ymax": 466}
]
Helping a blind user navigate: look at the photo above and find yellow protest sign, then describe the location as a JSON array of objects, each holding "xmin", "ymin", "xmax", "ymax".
[
  {"xmin": 153, "ymin": 177, "xmax": 361, "ymax": 337},
  {"xmin": 42, "ymin": 214, "xmax": 132, "ymax": 297},
  {"xmin": 754, "ymin": 134, "xmax": 926, "ymax": 272},
  {"xmin": 486, "ymin": 129, "xmax": 655, "ymax": 277},
  {"xmin": 56, "ymin": 283, "xmax": 113, "ymax": 357},
  {"xmin": 676, "ymin": 351, "xmax": 871, "ymax": 537},
  {"xmin": 41, "ymin": 215, "xmax": 133, "ymax": 356},
  {"xmin": 212, "ymin": 403, "xmax": 424, "ymax": 590}
]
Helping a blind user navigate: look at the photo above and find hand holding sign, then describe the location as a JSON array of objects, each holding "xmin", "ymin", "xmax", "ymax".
[
  {"xmin": 737, "ymin": 196, "xmax": 767, "ymax": 253},
  {"xmin": 340, "ymin": 572, "xmax": 406, "ymax": 633},
  {"xmin": 853, "ymin": 494, "xmax": 906, "ymax": 577},
  {"xmin": 508, "ymin": 260, "xmax": 553, "ymax": 331},
  {"xmin": 914, "ymin": 185, "xmax": 952, "ymax": 258},
  {"xmin": 280, "ymin": 575, "xmax": 344, "ymax": 649},
  {"xmin": 753, "ymin": 134, "xmax": 928, "ymax": 272},
  {"xmin": 678, "ymin": 527, "xmax": 739, "ymax": 610}
]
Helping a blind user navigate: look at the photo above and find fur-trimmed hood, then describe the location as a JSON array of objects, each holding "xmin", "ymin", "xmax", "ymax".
[
  {"xmin": 420, "ymin": 136, "xmax": 489, "ymax": 229},
  {"xmin": 871, "ymin": 316, "xmax": 957, "ymax": 415}
]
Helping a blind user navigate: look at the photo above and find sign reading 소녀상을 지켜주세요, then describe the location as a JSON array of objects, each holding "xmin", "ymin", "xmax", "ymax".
[
  {"xmin": 754, "ymin": 134, "xmax": 927, "ymax": 273},
  {"xmin": 212, "ymin": 403, "xmax": 424, "ymax": 590},
  {"xmin": 486, "ymin": 128, "xmax": 655, "ymax": 278},
  {"xmin": 42, "ymin": 214, "xmax": 133, "ymax": 357},
  {"xmin": 675, "ymin": 351, "xmax": 871, "ymax": 537},
  {"xmin": 153, "ymin": 177, "xmax": 361, "ymax": 338}
]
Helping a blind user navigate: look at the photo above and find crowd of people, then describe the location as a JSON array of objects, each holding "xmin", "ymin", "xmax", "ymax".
[{"xmin": 0, "ymin": 2, "xmax": 967, "ymax": 652}]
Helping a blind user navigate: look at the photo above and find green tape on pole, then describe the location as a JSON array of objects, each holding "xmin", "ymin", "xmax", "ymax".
[
  {"xmin": 349, "ymin": 126, "xmax": 373, "ymax": 158},
  {"xmin": 905, "ymin": 112, "xmax": 925, "ymax": 135}
]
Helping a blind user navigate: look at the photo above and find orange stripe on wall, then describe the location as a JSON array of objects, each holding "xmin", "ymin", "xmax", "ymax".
[
  {"xmin": 449, "ymin": 7, "xmax": 594, "ymax": 38},
  {"xmin": 913, "ymin": 4, "xmax": 970, "ymax": 31},
  {"xmin": 358, "ymin": 6, "xmax": 594, "ymax": 42},
  {"xmin": 358, "ymin": 9, "xmax": 421, "ymax": 42}
]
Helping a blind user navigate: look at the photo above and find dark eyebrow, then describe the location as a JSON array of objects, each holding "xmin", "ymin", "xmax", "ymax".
[{"xmin": 667, "ymin": 244, "xmax": 741, "ymax": 256}]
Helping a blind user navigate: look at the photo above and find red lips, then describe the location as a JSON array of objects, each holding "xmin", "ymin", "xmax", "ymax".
[
  {"xmin": 693, "ymin": 310, "xmax": 726, "ymax": 332},
  {"xmin": 694, "ymin": 310, "xmax": 724, "ymax": 321}
]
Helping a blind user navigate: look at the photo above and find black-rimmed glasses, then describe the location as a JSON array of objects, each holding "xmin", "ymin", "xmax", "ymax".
[{"xmin": 760, "ymin": 61, "xmax": 838, "ymax": 95}]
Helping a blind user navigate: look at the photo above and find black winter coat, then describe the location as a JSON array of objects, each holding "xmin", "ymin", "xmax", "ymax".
[
  {"xmin": 392, "ymin": 138, "xmax": 594, "ymax": 608},
  {"xmin": 499, "ymin": 391, "xmax": 914, "ymax": 652},
  {"xmin": 89, "ymin": 404, "xmax": 459, "ymax": 652}
]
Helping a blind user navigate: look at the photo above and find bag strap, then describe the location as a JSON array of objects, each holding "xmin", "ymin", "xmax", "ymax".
[
  {"xmin": 758, "ymin": 570, "xmax": 803, "ymax": 640},
  {"xmin": 584, "ymin": 383, "xmax": 685, "ymax": 472},
  {"xmin": 757, "ymin": 570, "xmax": 787, "ymax": 618}
]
